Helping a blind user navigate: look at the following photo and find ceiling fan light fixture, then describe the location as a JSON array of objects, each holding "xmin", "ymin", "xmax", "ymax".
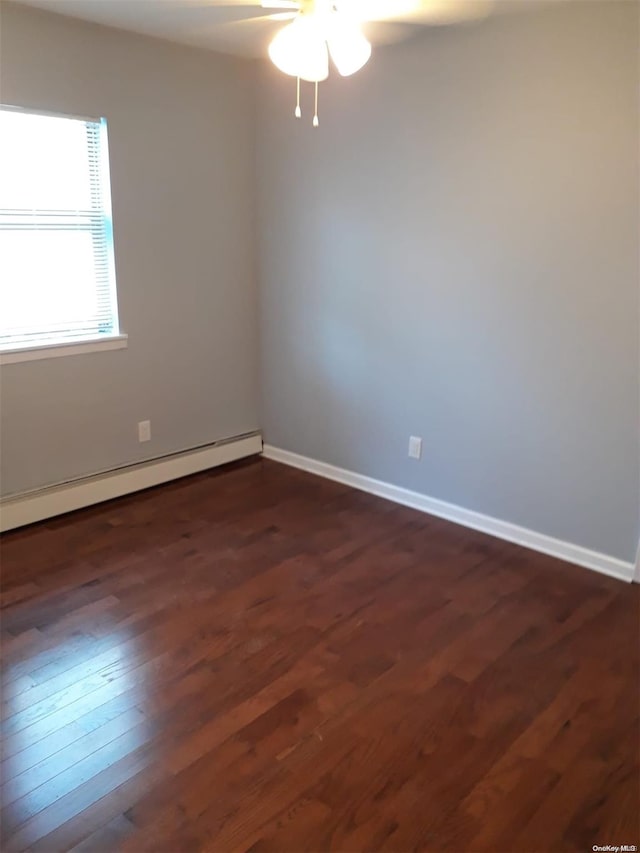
[
  {"xmin": 268, "ymin": 15, "xmax": 329, "ymax": 82},
  {"xmin": 327, "ymin": 15, "xmax": 371, "ymax": 77}
]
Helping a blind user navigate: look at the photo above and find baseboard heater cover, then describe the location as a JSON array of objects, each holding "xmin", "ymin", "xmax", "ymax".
[{"xmin": 0, "ymin": 432, "xmax": 262, "ymax": 532}]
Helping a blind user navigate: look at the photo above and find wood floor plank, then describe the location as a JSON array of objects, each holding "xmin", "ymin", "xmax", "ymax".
[
  {"xmin": 1, "ymin": 706, "xmax": 147, "ymax": 802},
  {"xmin": 1, "ymin": 457, "xmax": 637, "ymax": 852}
]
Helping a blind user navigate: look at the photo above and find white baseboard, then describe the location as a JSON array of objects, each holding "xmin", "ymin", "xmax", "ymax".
[
  {"xmin": 263, "ymin": 444, "xmax": 635, "ymax": 584},
  {"xmin": 0, "ymin": 433, "xmax": 263, "ymax": 532}
]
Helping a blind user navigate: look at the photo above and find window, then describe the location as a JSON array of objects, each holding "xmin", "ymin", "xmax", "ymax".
[{"xmin": 0, "ymin": 106, "xmax": 125, "ymax": 361}]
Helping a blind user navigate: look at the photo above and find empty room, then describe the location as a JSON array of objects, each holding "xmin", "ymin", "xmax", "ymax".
[{"xmin": 0, "ymin": 0, "xmax": 638, "ymax": 850}]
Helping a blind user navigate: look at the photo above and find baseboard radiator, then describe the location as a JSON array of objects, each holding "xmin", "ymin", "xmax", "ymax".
[{"xmin": 0, "ymin": 431, "xmax": 262, "ymax": 533}]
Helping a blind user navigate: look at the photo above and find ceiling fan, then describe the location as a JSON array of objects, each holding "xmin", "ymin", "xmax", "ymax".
[{"xmin": 209, "ymin": 0, "xmax": 493, "ymax": 125}]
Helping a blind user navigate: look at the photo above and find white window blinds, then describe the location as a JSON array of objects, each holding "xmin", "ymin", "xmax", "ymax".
[{"xmin": 0, "ymin": 106, "xmax": 120, "ymax": 350}]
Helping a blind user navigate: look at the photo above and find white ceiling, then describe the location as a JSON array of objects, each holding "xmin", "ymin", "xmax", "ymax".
[{"xmin": 10, "ymin": 0, "xmax": 567, "ymax": 58}]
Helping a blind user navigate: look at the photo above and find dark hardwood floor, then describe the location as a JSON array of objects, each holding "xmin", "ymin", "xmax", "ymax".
[{"xmin": 1, "ymin": 456, "xmax": 638, "ymax": 852}]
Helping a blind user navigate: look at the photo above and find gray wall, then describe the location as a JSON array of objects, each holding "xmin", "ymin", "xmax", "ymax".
[
  {"xmin": 0, "ymin": 2, "xmax": 259, "ymax": 495},
  {"xmin": 2, "ymin": 1, "xmax": 638, "ymax": 564},
  {"xmin": 257, "ymin": 0, "xmax": 640, "ymax": 563}
]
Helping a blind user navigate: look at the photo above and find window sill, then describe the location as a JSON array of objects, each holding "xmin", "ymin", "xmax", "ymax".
[{"xmin": 0, "ymin": 334, "xmax": 128, "ymax": 365}]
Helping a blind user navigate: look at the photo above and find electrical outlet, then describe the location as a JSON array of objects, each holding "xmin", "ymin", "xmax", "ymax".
[
  {"xmin": 408, "ymin": 436, "xmax": 422, "ymax": 460},
  {"xmin": 138, "ymin": 420, "xmax": 151, "ymax": 443}
]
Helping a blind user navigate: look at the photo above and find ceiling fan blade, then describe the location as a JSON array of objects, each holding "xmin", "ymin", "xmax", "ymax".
[
  {"xmin": 181, "ymin": 0, "xmax": 297, "ymax": 8},
  {"xmin": 361, "ymin": 21, "xmax": 421, "ymax": 45},
  {"xmin": 178, "ymin": 1, "xmax": 285, "ymax": 7},
  {"xmin": 338, "ymin": 0, "xmax": 493, "ymax": 26},
  {"xmin": 179, "ymin": 2, "xmax": 296, "ymax": 24},
  {"xmin": 261, "ymin": 0, "xmax": 299, "ymax": 8},
  {"xmin": 184, "ymin": 1, "xmax": 271, "ymax": 6},
  {"xmin": 212, "ymin": 10, "xmax": 297, "ymax": 39},
  {"xmin": 221, "ymin": 10, "xmax": 297, "ymax": 23}
]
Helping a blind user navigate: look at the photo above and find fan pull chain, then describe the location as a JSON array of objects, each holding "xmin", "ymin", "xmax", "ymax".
[
  {"xmin": 313, "ymin": 81, "xmax": 319, "ymax": 128},
  {"xmin": 294, "ymin": 77, "xmax": 301, "ymax": 118}
]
